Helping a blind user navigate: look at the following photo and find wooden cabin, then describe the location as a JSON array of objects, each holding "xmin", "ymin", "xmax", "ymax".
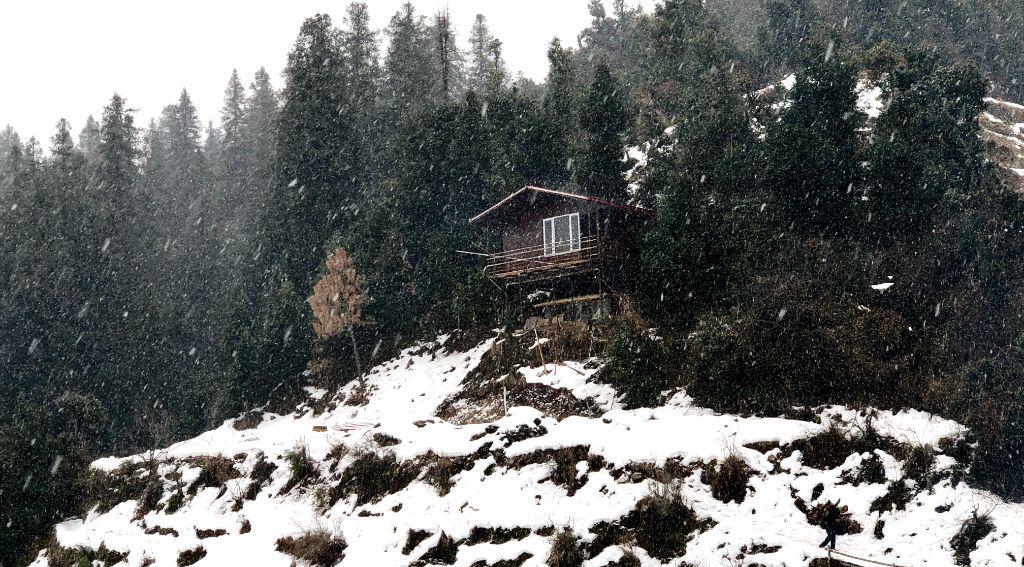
[{"xmin": 469, "ymin": 185, "xmax": 653, "ymax": 311}]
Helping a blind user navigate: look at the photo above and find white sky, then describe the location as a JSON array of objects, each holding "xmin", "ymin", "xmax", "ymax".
[{"xmin": 0, "ymin": 0, "xmax": 653, "ymax": 146}]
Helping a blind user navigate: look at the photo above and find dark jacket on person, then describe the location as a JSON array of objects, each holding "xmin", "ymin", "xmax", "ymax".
[{"xmin": 824, "ymin": 506, "xmax": 841, "ymax": 529}]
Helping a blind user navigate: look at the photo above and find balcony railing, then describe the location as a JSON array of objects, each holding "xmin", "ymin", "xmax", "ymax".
[{"xmin": 483, "ymin": 236, "xmax": 602, "ymax": 282}]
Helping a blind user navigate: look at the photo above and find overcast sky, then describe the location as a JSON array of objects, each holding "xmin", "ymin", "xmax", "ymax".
[{"xmin": 0, "ymin": 0, "xmax": 654, "ymax": 145}]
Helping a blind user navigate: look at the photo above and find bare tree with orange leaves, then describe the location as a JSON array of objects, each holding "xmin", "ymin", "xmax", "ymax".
[{"xmin": 308, "ymin": 248, "xmax": 365, "ymax": 384}]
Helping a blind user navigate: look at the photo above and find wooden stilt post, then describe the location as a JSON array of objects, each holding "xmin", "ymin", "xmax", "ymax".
[{"xmin": 534, "ymin": 328, "xmax": 548, "ymax": 373}]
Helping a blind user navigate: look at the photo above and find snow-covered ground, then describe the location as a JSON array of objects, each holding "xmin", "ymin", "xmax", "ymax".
[{"xmin": 33, "ymin": 334, "xmax": 1024, "ymax": 567}]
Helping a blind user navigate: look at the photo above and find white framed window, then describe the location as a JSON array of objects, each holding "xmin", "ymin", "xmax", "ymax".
[{"xmin": 543, "ymin": 213, "xmax": 581, "ymax": 256}]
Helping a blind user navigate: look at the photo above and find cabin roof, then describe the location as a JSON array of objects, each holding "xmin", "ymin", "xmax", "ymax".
[{"xmin": 468, "ymin": 185, "xmax": 653, "ymax": 226}]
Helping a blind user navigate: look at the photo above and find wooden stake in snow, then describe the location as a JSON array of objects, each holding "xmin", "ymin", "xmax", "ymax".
[{"xmin": 533, "ymin": 328, "xmax": 549, "ymax": 373}]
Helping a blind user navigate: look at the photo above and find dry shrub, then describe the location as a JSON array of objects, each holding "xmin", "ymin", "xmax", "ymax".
[
  {"xmin": 546, "ymin": 527, "xmax": 585, "ymax": 567},
  {"xmin": 869, "ymin": 480, "xmax": 913, "ymax": 514},
  {"xmin": 508, "ymin": 446, "xmax": 592, "ymax": 496},
  {"xmin": 196, "ymin": 528, "xmax": 228, "ymax": 539},
  {"xmin": 423, "ymin": 455, "xmax": 469, "ymax": 496},
  {"xmin": 791, "ymin": 422, "xmax": 894, "ymax": 470},
  {"xmin": 165, "ymin": 489, "xmax": 185, "ymax": 513},
  {"xmin": 372, "ymin": 432, "xmax": 401, "ymax": 447},
  {"xmin": 550, "ymin": 446, "xmax": 592, "ymax": 495},
  {"xmin": 250, "ymin": 453, "xmax": 278, "ymax": 484},
  {"xmin": 624, "ymin": 482, "xmax": 709, "ymax": 560},
  {"xmin": 902, "ymin": 444, "xmax": 936, "ymax": 484},
  {"xmin": 415, "ymin": 532, "xmax": 460, "ymax": 565},
  {"xmin": 841, "ymin": 453, "xmax": 886, "ymax": 486},
  {"xmin": 176, "ymin": 545, "xmax": 206, "ymax": 567},
  {"xmin": 331, "ymin": 449, "xmax": 417, "ymax": 506},
  {"xmin": 344, "ymin": 382, "xmax": 371, "ymax": 406},
  {"xmin": 276, "ymin": 526, "xmax": 347, "ymax": 567},
  {"xmin": 137, "ymin": 479, "xmax": 164, "ymax": 517},
  {"xmin": 701, "ymin": 453, "xmax": 753, "ymax": 503},
  {"xmin": 873, "ymin": 519, "xmax": 885, "ymax": 539},
  {"xmin": 402, "ymin": 529, "xmax": 433, "ymax": 555},
  {"xmin": 950, "ymin": 511, "xmax": 994, "ymax": 566},
  {"xmin": 187, "ymin": 456, "xmax": 240, "ymax": 495},
  {"xmin": 466, "ymin": 527, "xmax": 532, "ymax": 545},
  {"xmin": 806, "ymin": 501, "xmax": 862, "ymax": 535},
  {"xmin": 232, "ymin": 410, "xmax": 264, "ymax": 431},
  {"xmin": 307, "ymin": 355, "xmax": 344, "ymax": 385},
  {"xmin": 542, "ymin": 321, "xmax": 594, "ymax": 362},
  {"xmin": 281, "ymin": 444, "xmax": 318, "ymax": 494},
  {"xmin": 46, "ymin": 543, "xmax": 126, "ymax": 567},
  {"xmin": 240, "ymin": 519, "xmax": 252, "ymax": 534},
  {"xmin": 86, "ymin": 460, "xmax": 154, "ymax": 514},
  {"xmin": 468, "ymin": 553, "xmax": 533, "ymax": 567},
  {"xmin": 606, "ymin": 549, "xmax": 641, "ymax": 567}
]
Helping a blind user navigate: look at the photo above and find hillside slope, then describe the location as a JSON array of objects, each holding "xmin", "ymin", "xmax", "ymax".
[{"xmin": 31, "ymin": 332, "xmax": 1024, "ymax": 567}]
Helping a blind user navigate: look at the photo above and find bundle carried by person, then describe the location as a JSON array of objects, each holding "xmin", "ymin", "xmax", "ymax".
[{"xmin": 807, "ymin": 500, "xmax": 862, "ymax": 535}]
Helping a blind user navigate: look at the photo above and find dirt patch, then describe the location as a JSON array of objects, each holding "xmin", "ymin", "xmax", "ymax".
[{"xmin": 436, "ymin": 332, "xmax": 602, "ymax": 425}]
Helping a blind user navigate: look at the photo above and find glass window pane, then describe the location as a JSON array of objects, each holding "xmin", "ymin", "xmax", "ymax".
[{"xmin": 543, "ymin": 218, "xmax": 552, "ymax": 255}]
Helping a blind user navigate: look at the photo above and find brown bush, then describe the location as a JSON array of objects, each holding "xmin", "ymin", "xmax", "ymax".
[
  {"xmin": 542, "ymin": 321, "xmax": 594, "ymax": 362},
  {"xmin": 869, "ymin": 481, "xmax": 913, "ymax": 514},
  {"xmin": 423, "ymin": 455, "xmax": 470, "ymax": 496},
  {"xmin": 164, "ymin": 490, "xmax": 185, "ymax": 514},
  {"xmin": 546, "ymin": 527, "xmax": 584, "ymax": 567},
  {"xmin": 281, "ymin": 444, "xmax": 319, "ymax": 494},
  {"xmin": 276, "ymin": 527, "xmax": 347, "ymax": 567},
  {"xmin": 250, "ymin": 453, "xmax": 278, "ymax": 484},
  {"xmin": 623, "ymin": 483, "xmax": 710, "ymax": 560},
  {"xmin": 331, "ymin": 450, "xmax": 417, "ymax": 506},
  {"xmin": 46, "ymin": 543, "xmax": 126, "ymax": 567},
  {"xmin": 186, "ymin": 456, "xmax": 240, "ymax": 495},
  {"xmin": 841, "ymin": 453, "xmax": 887, "ymax": 486},
  {"xmin": 177, "ymin": 546, "xmax": 206, "ymax": 567},
  {"xmin": 87, "ymin": 460, "xmax": 154, "ymax": 515},
  {"xmin": 196, "ymin": 528, "xmax": 228, "ymax": 539},
  {"xmin": 950, "ymin": 511, "xmax": 994, "ymax": 566},
  {"xmin": 902, "ymin": 445, "xmax": 936, "ymax": 484},
  {"xmin": 701, "ymin": 453, "xmax": 753, "ymax": 503},
  {"xmin": 791, "ymin": 422, "xmax": 896, "ymax": 470}
]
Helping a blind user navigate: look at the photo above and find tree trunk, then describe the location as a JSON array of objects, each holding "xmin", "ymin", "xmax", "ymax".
[{"xmin": 348, "ymin": 325, "xmax": 363, "ymax": 385}]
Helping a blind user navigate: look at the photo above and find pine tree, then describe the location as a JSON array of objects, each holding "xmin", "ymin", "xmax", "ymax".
[
  {"xmin": 579, "ymin": 64, "xmax": 630, "ymax": 201},
  {"xmin": 0, "ymin": 125, "xmax": 23, "ymax": 199},
  {"xmin": 219, "ymin": 69, "xmax": 248, "ymax": 188},
  {"xmin": 468, "ymin": 14, "xmax": 495, "ymax": 92},
  {"xmin": 78, "ymin": 115, "xmax": 101, "ymax": 163},
  {"xmin": 431, "ymin": 9, "xmax": 465, "ymax": 101},
  {"xmin": 275, "ymin": 14, "xmax": 357, "ymax": 290},
  {"xmin": 756, "ymin": 0, "xmax": 818, "ymax": 78},
  {"xmin": 342, "ymin": 2, "xmax": 384, "ymax": 192},
  {"xmin": 761, "ymin": 39, "xmax": 864, "ymax": 237},
  {"xmin": 539, "ymin": 39, "xmax": 583, "ymax": 188},
  {"xmin": 866, "ymin": 54, "xmax": 989, "ymax": 243},
  {"xmin": 383, "ymin": 4, "xmax": 436, "ymax": 114}
]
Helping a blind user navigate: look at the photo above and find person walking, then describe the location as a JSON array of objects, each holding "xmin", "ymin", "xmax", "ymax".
[{"xmin": 819, "ymin": 503, "xmax": 848, "ymax": 550}]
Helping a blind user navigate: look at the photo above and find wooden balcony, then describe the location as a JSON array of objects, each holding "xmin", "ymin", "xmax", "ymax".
[{"xmin": 483, "ymin": 236, "xmax": 602, "ymax": 284}]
